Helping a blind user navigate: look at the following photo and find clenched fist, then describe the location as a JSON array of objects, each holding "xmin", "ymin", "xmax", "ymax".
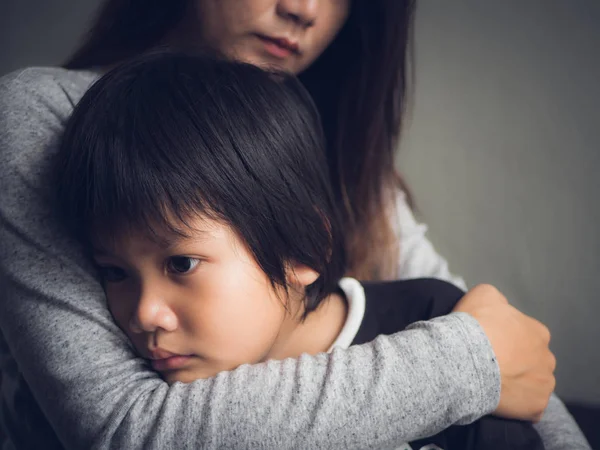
[{"xmin": 453, "ymin": 284, "xmax": 556, "ymax": 422}]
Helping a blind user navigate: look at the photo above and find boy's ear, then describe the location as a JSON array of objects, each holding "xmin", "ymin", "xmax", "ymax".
[{"xmin": 287, "ymin": 262, "xmax": 320, "ymax": 288}]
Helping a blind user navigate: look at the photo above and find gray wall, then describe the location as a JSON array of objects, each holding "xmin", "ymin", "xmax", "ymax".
[
  {"xmin": 1, "ymin": 1, "xmax": 599, "ymax": 404},
  {"xmin": 1, "ymin": 0, "xmax": 97, "ymax": 74},
  {"xmin": 401, "ymin": 1, "xmax": 600, "ymax": 404}
]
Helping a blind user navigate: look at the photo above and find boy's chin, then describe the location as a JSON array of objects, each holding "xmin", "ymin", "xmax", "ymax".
[{"xmin": 160, "ymin": 365, "xmax": 232, "ymax": 384}]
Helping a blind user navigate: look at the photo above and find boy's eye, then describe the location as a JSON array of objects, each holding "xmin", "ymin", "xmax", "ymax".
[
  {"xmin": 98, "ymin": 266, "xmax": 127, "ymax": 283},
  {"xmin": 167, "ymin": 256, "xmax": 200, "ymax": 274}
]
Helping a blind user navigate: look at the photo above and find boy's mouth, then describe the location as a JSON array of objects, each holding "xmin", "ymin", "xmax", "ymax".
[
  {"xmin": 145, "ymin": 348, "xmax": 194, "ymax": 371},
  {"xmin": 150, "ymin": 354, "xmax": 194, "ymax": 372},
  {"xmin": 148, "ymin": 348, "xmax": 179, "ymax": 360}
]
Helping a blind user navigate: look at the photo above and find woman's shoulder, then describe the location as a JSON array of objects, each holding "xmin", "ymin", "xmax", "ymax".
[
  {"xmin": 1, "ymin": 66, "xmax": 98, "ymax": 118},
  {"xmin": 0, "ymin": 67, "xmax": 98, "ymax": 177},
  {"xmin": 1, "ymin": 65, "xmax": 98, "ymax": 95}
]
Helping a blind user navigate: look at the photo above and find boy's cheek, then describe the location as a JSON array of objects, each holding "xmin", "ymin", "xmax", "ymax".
[{"xmin": 107, "ymin": 300, "xmax": 132, "ymax": 334}]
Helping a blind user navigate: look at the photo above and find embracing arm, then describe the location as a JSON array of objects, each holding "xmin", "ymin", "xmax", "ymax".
[
  {"xmin": 0, "ymin": 68, "xmax": 500, "ymax": 449},
  {"xmin": 534, "ymin": 395, "xmax": 591, "ymax": 450}
]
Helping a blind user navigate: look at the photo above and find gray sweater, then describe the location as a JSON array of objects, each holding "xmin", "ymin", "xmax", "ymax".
[{"xmin": 0, "ymin": 67, "xmax": 589, "ymax": 449}]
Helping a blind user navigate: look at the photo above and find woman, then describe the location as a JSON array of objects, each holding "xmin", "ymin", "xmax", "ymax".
[{"xmin": 0, "ymin": 0, "xmax": 583, "ymax": 449}]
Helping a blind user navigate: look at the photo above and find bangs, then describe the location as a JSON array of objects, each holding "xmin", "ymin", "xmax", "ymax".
[
  {"xmin": 57, "ymin": 52, "xmax": 275, "ymax": 241},
  {"xmin": 56, "ymin": 51, "xmax": 347, "ymax": 312},
  {"xmin": 72, "ymin": 98, "xmax": 225, "ymax": 242}
]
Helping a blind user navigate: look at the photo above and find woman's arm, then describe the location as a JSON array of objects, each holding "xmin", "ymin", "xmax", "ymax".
[
  {"xmin": 534, "ymin": 395, "xmax": 591, "ymax": 450},
  {"xmin": 0, "ymin": 67, "xmax": 500, "ymax": 449},
  {"xmin": 0, "ymin": 67, "xmax": 560, "ymax": 449},
  {"xmin": 395, "ymin": 195, "xmax": 590, "ymax": 449}
]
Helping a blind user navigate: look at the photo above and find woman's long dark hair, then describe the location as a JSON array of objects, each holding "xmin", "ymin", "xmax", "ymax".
[{"xmin": 64, "ymin": 0, "xmax": 416, "ymax": 280}]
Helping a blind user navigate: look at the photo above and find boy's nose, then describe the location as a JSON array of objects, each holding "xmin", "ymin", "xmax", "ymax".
[
  {"xmin": 129, "ymin": 290, "xmax": 178, "ymax": 334},
  {"xmin": 277, "ymin": 0, "xmax": 318, "ymax": 28}
]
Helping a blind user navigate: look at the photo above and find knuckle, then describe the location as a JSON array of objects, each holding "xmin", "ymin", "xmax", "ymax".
[
  {"xmin": 541, "ymin": 324, "xmax": 551, "ymax": 343},
  {"xmin": 532, "ymin": 319, "xmax": 551, "ymax": 343}
]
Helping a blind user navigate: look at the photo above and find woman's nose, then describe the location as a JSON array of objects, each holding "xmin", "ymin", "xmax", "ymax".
[
  {"xmin": 277, "ymin": 0, "xmax": 318, "ymax": 28},
  {"xmin": 128, "ymin": 288, "xmax": 178, "ymax": 334}
]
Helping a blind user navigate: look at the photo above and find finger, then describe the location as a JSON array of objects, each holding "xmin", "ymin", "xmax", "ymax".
[
  {"xmin": 529, "ymin": 318, "xmax": 551, "ymax": 344},
  {"xmin": 548, "ymin": 352, "xmax": 557, "ymax": 373},
  {"xmin": 531, "ymin": 412, "xmax": 543, "ymax": 424}
]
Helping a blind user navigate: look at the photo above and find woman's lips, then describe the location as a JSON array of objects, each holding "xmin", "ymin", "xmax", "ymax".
[
  {"xmin": 257, "ymin": 35, "xmax": 299, "ymax": 59},
  {"xmin": 150, "ymin": 354, "xmax": 193, "ymax": 372}
]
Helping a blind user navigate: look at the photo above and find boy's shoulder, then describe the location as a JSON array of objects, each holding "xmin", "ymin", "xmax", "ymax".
[
  {"xmin": 354, "ymin": 279, "xmax": 545, "ymax": 450},
  {"xmin": 353, "ymin": 278, "xmax": 465, "ymax": 345}
]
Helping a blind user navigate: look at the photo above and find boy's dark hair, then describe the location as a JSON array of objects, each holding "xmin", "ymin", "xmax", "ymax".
[
  {"xmin": 55, "ymin": 51, "xmax": 346, "ymax": 315},
  {"xmin": 64, "ymin": 0, "xmax": 417, "ymax": 281}
]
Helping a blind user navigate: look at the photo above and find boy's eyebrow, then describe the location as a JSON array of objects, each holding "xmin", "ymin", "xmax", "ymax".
[
  {"xmin": 91, "ymin": 243, "xmax": 114, "ymax": 257},
  {"xmin": 155, "ymin": 235, "xmax": 185, "ymax": 250},
  {"xmin": 154, "ymin": 229, "xmax": 211, "ymax": 249}
]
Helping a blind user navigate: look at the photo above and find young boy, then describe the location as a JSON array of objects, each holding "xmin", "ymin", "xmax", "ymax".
[{"xmin": 55, "ymin": 52, "xmax": 544, "ymax": 450}]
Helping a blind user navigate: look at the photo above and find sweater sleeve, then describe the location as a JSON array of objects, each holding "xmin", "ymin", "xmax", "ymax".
[
  {"xmin": 533, "ymin": 394, "xmax": 591, "ymax": 450},
  {"xmin": 0, "ymin": 68, "xmax": 500, "ymax": 449},
  {"xmin": 394, "ymin": 191, "xmax": 467, "ymax": 290}
]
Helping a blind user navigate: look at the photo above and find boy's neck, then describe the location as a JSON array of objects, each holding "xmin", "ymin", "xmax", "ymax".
[{"xmin": 264, "ymin": 290, "xmax": 348, "ymax": 361}]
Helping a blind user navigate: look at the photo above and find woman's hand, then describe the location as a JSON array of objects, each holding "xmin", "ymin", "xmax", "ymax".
[{"xmin": 453, "ymin": 284, "xmax": 556, "ymax": 422}]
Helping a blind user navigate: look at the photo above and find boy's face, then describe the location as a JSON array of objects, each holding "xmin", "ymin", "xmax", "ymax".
[{"xmin": 92, "ymin": 216, "xmax": 316, "ymax": 383}]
